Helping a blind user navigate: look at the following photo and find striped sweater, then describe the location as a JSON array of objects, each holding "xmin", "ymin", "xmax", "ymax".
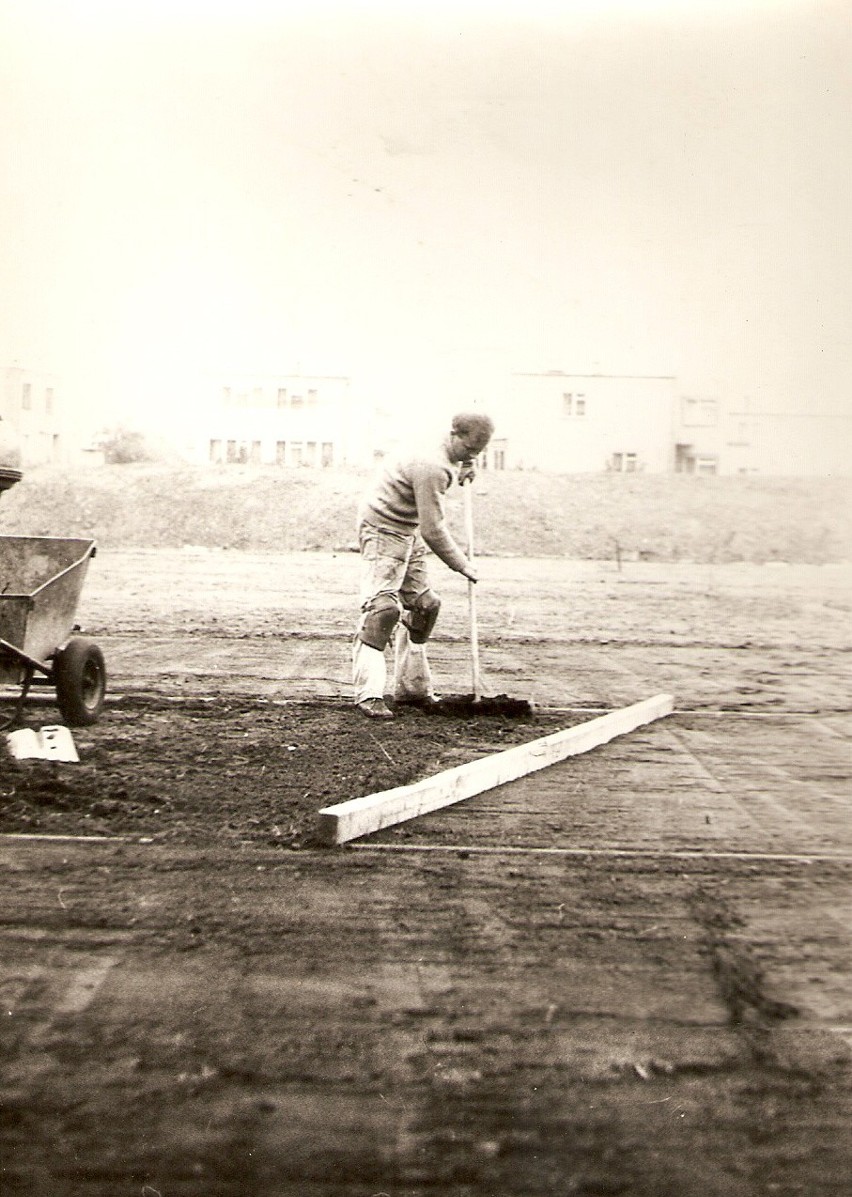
[{"xmin": 358, "ymin": 440, "xmax": 469, "ymax": 573}]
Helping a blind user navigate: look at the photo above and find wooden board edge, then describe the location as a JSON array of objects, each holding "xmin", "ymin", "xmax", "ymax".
[{"xmin": 316, "ymin": 693, "xmax": 674, "ymax": 847}]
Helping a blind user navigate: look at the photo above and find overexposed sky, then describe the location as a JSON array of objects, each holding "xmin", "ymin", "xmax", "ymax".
[{"xmin": 1, "ymin": 0, "xmax": 850, "ymax": 433}]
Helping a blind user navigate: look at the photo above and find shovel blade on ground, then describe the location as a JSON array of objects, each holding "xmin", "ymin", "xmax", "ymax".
[{"xmin": 6, "ymin": 724, "xmax": 79, "ymax": 763}]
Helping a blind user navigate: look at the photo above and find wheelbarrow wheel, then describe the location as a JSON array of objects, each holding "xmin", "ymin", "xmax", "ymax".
[{"xmin": 54, "ymin": 637, "xmax": 107, "ymax": 726}]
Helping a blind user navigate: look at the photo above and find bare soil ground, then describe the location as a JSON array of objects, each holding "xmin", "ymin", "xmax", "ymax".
[
  {"xmin": 1, "ymin": 549, "xmax": 851, "ymax": 1195},
  {"xmin": 0, "ymin": 697, "xmax": 561, "ymax": 849}
]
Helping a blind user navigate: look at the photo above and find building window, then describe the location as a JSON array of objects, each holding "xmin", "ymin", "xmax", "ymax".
[
  {"xmin": 321, "ymin": 442, "xmax": 334, "ymax": 467},
  {"xmin": 563, "ymin": 392, "xmax": 586, "ymax": 416},
  {"xmin": 682, "ymin": 397, "xmax": 718, "ymax": 426},
  {"xmin": 610, "ymin": 452, "xmax": 639, "ymax": 473},
  {"xmin": 695, "ymin": 455, "xmax": 718, "ymax": 475},
  {"xmin": 209, "ymin": 439, "xmax": 222, "ymax": 463},
  {"xmin": 575, "ymin": 395, "xmax": 586, "ymax": 416},
  {"xmin": 277, "ymin": 388, "xmax": 288, "ymax": 407},
  {"xmin": 276, "ymin": 440, "xmax": 287, "ymax": 465},
  {"xmin": 224, "ymin": 439, "xmax": 256, "ymax": 464},
  {"xmin": 45, "ymin": 387, "xmax": 54, "ymax": 416},
  {"xmin": 726, "ymin": 421, "xmax": 752, "ymax": 448},
  {"xmin": 291, "ymin": 394, "xmax": 303, "ymax": 408},
  {"xmin": 290, "ymin": 442, "xmax": 303, "ymax": 466},
  {"xmin": 22, "ymin": 383, "xmax": 31, "ymax": 411},
  {"xmin": 305, "ymin": 441, "xmax": 317, "ymax": 467},
  {"xmin": 492, "ymin": 439, "xmax": 507, "ymax": 470},
  {"xmin": 307, "ymin": 389, "xmax": 318, "ymax": 405}
]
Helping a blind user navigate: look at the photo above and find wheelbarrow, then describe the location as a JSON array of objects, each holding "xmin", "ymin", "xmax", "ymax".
[{"xmin": 0, "ymin": 535, "xmax": 107, "ymax": 729}]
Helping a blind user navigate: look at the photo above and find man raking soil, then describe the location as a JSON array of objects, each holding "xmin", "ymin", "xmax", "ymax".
[{"xmin": 351, "ymin": 411, "xmax": 496, "ymax": 720}]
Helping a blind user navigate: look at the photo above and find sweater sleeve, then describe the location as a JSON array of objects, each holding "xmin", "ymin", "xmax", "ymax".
[{"xmin": 409, "ymin": 461, "xmax": 469, "ymax": 573}]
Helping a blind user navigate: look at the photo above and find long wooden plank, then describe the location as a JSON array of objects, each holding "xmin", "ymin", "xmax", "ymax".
[{"xmin": 316, "ymin": 692, "xmax": 674, "ymax": 846}]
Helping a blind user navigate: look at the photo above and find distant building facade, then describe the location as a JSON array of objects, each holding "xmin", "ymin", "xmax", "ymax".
[
  {"xmin": 672, "ymin": 394, "xmax": 851, "ymax": 476},
  {"xmin": 481, "ymin": 373, "xmax": 850, "ymax": 476},
  {"xmin": 673, "ymin": 394, "xmax": 724, "ymax": 475},
  {"xmin": 195, "ymin": 373, "xmax": 363, "ymax": 468},
  {"xmin": 718, "ymin": 405, "xmax": 852, "ymax": 476},
  {"xmin": 180, "ymin": 366, "xmax": 851, "ymax": 478},
  {"xmin": 492, "ymin": 373, "xmax": 679, "ymax": 474},
  {"xmin": 0, "ymin": 366, "xmax": 65, "ymax": 466}
]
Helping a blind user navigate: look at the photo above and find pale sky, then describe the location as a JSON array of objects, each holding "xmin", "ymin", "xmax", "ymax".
[{"xmin": 1, "ymin": 0, "xmax": 850, "ymax": 434}]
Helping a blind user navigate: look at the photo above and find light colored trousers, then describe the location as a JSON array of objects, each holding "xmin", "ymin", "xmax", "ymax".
[{"xmin": 352, "ymin": 521, "xmax": 437, "ymax": 704}]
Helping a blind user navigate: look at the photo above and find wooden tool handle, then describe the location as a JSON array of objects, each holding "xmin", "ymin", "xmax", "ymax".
[{"xmin": 463, "ymin": 482, "xmax": 482, "ymax": 702}]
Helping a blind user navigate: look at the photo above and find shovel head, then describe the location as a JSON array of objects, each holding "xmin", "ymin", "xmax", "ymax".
[{"xmin": 7, "ymin": 725, "xmax": 80, "ymax": 763}]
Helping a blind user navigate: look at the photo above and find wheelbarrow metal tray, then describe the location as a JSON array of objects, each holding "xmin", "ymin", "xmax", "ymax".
[
  {"xmin": 0, "ymin": 536, "xmax": 97, "ymax": 683},
  {"xmin": 0, "ymin": 468, "xmax": 23, "ymax": 494}
]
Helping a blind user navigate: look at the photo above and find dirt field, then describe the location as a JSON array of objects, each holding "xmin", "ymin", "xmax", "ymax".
[{"xmin": 1, "ymin": 549, "xmax": 851, "ymax": 1195}]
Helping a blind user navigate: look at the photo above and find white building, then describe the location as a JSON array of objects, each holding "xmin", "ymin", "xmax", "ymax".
[
  {"xmin": 195, "ymin": 373, "xmax": 362, "ymax": 468},
  {"xmin": 0, "ymin": 366, "xmax": 65, "ymax": 466},
  {"xmin": 494, "ymin": 372, "xmax": 679, "ymax": 473},
  {"xmin": 185, "ymin": 367, "xmax": 850, "ymax": 477},
  {"xmin": 719, "ymin": 406, "xmax": 852, "ymax": 476},
  {"xmin": 673, "ymin": 394, "xmax": 724, "ymax": 475},
  {"xmin": 672, "ymin": 395, "xmax": 852, "ymax": 476},
  {"xmin": 485, "ymin": 373, "xmax": 851, "ymax": 476}
]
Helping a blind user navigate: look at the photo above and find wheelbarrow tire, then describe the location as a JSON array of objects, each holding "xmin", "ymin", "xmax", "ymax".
[{"xmin": 54, "ymin": 637, "xmax": 107, "ymax": 727}]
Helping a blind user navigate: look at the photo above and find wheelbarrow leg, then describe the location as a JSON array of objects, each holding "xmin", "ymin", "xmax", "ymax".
[{"xmin": 0, "ymin": 664, "xmax": 34, "ymax": 732}]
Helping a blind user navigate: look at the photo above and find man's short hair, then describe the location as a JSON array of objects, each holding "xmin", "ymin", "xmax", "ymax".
[{"xmin": 451, "ymin": 412, "xmax": 495, "ymax": 453}]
